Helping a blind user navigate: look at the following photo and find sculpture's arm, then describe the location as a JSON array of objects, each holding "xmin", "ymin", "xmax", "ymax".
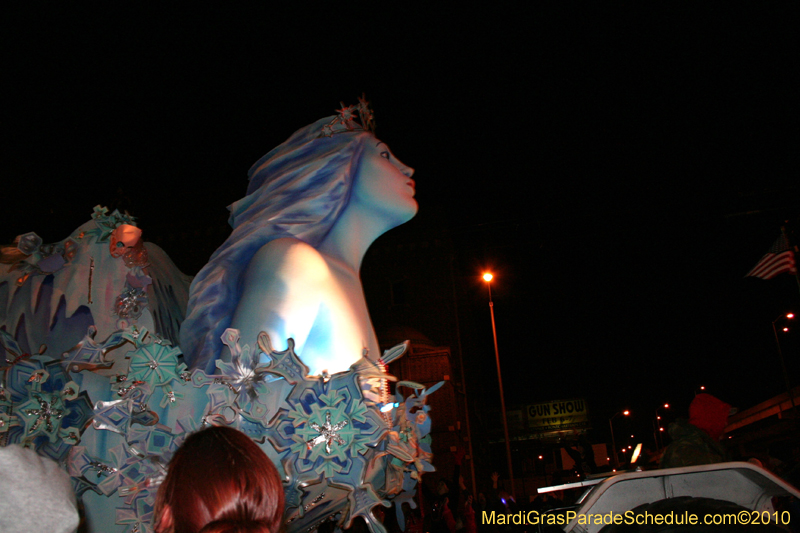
[{"xmin": 228, "ymin": 238, "xmax": 329, "ymax": 359}]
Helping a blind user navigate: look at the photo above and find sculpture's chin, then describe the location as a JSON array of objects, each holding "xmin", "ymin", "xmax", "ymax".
[
  {"xmin": 392, "ymin": 198, "xmax": 419, "ymax": 228},
  {"xmin": 409, "ymin": 199, "xmax": 419, "ymax": 218}
]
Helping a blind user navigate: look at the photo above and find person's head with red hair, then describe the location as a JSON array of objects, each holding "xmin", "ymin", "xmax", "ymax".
[{"xmin": 153, "ymin": 425, "xmax": 284, "ymax": 533}]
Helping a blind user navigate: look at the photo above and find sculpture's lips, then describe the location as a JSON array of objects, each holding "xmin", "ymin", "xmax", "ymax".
[{"xmin": 407, "ymin": 179, "xmax": 415, "ymax": 191}]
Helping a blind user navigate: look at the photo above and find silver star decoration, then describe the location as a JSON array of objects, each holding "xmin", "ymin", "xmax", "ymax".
[{"xmin": 307, "ymin": 411, "xmax": 348, "ymax": 454}]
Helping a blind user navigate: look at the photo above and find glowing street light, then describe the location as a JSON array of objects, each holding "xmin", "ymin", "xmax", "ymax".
[
  {"xmin": 609, "ymin": 410, "xmax": 630, "ymax": 469},
  {"xmin": 482, "ymin": 272, "xmax": 515, "ymax": 496},
  {"xmin": 772, "ymin": 312, "xmax": 795, "ymax": 399},
  {"xmin": 654, "ymin": 403, "xmax": 670, "ymax": 449}
]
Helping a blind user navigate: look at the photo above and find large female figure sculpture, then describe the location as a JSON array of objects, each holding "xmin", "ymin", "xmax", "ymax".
[{"xmin": 181, "ymin": 102, "xmax": 417, "ymax": 377}]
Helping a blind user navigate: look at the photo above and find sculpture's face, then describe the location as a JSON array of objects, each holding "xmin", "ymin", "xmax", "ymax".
[{"xmin": 351, "ymin": 138, "xmax": 417, "ymax": 225}]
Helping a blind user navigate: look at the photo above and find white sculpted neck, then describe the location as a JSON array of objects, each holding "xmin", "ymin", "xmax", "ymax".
[{"xmin": 317, "ymin": 204, "xmax": 393, "ymax": 273}]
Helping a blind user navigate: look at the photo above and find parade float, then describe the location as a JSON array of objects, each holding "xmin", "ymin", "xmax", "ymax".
[{"xmin": 0, "ymin": 99, "xmax": 438, "ymax": 533}]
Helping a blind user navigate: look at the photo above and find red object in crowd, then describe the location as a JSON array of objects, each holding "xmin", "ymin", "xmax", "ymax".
[{"xmin": 689, "ymin": 393, "xmax": 732, "ymax": 442}]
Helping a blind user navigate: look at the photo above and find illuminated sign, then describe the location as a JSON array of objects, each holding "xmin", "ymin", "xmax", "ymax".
[{"xmin": 526, "ymin": 399, "xmax": 589, "ymax": 431}]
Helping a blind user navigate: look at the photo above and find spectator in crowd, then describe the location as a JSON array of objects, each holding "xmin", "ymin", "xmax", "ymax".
[
  {"xmin": 153, "ymin": 426, "xmax": 284, "ymax": 533},
  {"xmin": 0, "ymin": 444, "xmax": 80, "ymax": 533},
  {"xmin": 660, "ymin": 393, "xmax": 732, "ymax": 469}
]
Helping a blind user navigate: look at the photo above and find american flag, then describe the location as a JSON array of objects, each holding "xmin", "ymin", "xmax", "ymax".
[{"xmin": 746, "ymin": 234, "xmax": 797, "ymax": 280}]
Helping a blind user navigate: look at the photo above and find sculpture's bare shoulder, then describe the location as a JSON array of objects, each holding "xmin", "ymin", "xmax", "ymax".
[
  {"xmin": 247, "ymin": 237, "xmax": 330, "ymax": 285},
  {"xmin": 230, "ymin": 237, "xmax": 332, "ymax": 361}
]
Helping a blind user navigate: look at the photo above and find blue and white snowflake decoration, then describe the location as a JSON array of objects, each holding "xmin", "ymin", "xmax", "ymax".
[
  {"xmin": 284, "ymin": 382, "xmax": 381, "ymax": 479},
  {"xmin": 0, "ymin": 332, "xmax": 94, "ymax": 461},
  {"xmin": 127, "ymin": 342, "xmax": 181, "ymax": 387},
  {"xmin": 2, "ymin": 319, "xmax": 440, "ymax": 533},
  {"xmin": 214, "ymin": 329, "xmax": 277, "ymax": 423}
]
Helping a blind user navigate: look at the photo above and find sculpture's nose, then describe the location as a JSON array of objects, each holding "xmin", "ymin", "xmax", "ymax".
[{"xmin": 398, "ymin": 163, "xmax": 414, "ymax": 178}]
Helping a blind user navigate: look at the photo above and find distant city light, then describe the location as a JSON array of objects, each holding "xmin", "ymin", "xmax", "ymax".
[
  {"xmin": 623, "ymin": 410, "xmax": 630, "ymax": 416},
  {"xmin": 482, "ymin": 273, "xmax": 493, "ymax": 282},
  {"xmin": 787, "ymin": 313, "xmax": 794, "ymax": 319}
]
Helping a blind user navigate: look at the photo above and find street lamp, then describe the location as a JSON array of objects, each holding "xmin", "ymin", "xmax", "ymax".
[
  {"xmin": 653, "ymin": 403, "xmax": 669, "ymax": 449},
  {"xmin": 609, "ymin": 410, "xmax": 629, "ymax": 469},
  {"xmin": 772, "ymin": 312, "xmax": 795, "ymax": 402},
  {"xmin": 482, "ymin": 272, "xmax": 515, "ymax": 497}
]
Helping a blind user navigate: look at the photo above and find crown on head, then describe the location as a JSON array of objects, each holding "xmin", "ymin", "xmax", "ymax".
[{"xmin": 319, "ymin": 95, "xmax": 376, "ymax": 138}]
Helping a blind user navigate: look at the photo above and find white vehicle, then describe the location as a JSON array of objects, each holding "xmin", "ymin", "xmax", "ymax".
[{"xmin": 537, "ymin": 462, "xmax": 800, "ymax": 532}]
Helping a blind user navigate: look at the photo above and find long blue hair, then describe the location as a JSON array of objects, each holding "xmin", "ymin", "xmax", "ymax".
[{"xmin": 180, "ymin": 118, "xmax": 371, "ymax": 372}]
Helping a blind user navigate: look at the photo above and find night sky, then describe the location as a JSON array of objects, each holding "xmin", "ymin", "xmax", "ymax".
[{"xmin": 4, "ymin": 4, "xmax": 799, "ymax": 442}]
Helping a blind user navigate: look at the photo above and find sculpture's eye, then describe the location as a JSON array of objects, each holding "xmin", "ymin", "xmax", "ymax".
[{"xmin": 380, "ymin": 151, "xmax": 390, "ymax": 160}]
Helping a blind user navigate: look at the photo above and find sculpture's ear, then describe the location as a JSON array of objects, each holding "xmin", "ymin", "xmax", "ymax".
[{"xmin": 154, "ymin": 504, "xmax": 173, "ymax": 533}]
